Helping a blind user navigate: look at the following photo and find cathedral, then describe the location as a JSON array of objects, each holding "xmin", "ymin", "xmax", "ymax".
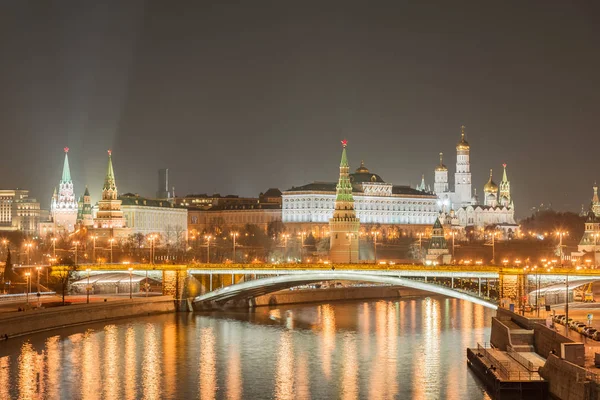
[
  {"xmin": 50, "ymin": 148, "xmax": 78, "ymax": 232},
  {"xmin": 432, "ymin": 126, "xmax": 517, "ymax": 235}
]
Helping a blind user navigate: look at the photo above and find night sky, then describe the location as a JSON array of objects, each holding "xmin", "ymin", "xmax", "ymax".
[{"xmin": 1, "ymin": 1, "xmax": 599, "ymax": 217}]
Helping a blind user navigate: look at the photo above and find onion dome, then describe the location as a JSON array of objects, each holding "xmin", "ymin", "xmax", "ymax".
[
  {"xmin": 355, "ymin": 160, "xmax": 370, "ymax": 174},
  {"xmin": 484, "ymin": 169, "xmax": 498, "ymax": 192},
  {"xmin": 435, "ymin": 152, "xmax": 447, "ymax": 171},
  {"xmin": 456, "ymin": 125, "xmax": 470, "ymax": 151}
]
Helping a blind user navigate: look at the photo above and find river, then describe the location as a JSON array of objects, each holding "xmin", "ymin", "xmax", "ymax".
[{"xmin": 0, "ymin": 296, "xmax": 494, "ymax": 399}]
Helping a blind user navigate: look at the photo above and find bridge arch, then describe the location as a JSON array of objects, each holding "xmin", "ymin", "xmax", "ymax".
[{"xmin": 193, "ymin": 272, "xmax": 498, "ymax": 310}]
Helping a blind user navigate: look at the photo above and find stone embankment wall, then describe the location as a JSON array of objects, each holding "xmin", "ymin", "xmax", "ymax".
[
  {"xmin": 0, "ymin": 297, "xmax": 175, "ymax": 338},
  {"xmin": 534, "ymin": 323, "xmax": 575, "ymax": 359},
  {"xmin": 252, "ymin": 286, "xmax": 427, "ymax": 307},
  {"xmin": 540, "ymin": 354, "xmax": 594, "ymax": 400},
  {"xmin": 490, "ymin": 317, "xmax": 512, "ymax": 350}
]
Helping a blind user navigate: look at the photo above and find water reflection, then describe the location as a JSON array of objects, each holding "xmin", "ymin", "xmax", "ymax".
[
  {"xmin": 274, "ymin": 331, "xmax": 295, "ymax": 400},
  {"xmin": 199, "ymin": 326, "xmax": 217, "ymax": 400},
  {"xmin": 0, "ymin": 297, "xmax": 494, "ymax": 400}
]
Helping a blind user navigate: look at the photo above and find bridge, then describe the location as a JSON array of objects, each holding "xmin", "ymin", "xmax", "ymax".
[{"xmin": 21, "ymin": 263, "xmax": 600, "ymax": 310}]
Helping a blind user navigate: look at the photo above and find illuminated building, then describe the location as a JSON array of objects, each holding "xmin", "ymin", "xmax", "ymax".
[
  {"xmin": 0, "ymin": 189, "xmax": 40, "ymax": 235},
  {"xmin": 592, "ymin": 182, "xmax": 600, "ymax": 217},
  {"xmin": 50, "ymin": 147, "xmax": 78, "ymax": 232},
  {"xmin": 329, "ymin": 140, "xmax": 359, "ymax": 263},
  {"xmin": 92, "ymin": 150, "xmax": 129, "ymax": 238},
  {"xmin": 433, "ymin": 127, "xmax": 517, "ymax": 234},
  {"xmin": 120, "ymin": 193, "xmax": 187, "ymax": 236},
  {"xmin": 282, "ymin": 151, "xmax": 438, "ymax": 238},
  {"xmin": 425, "ymin": 217, "xmax": 451, "ymax": 265}
]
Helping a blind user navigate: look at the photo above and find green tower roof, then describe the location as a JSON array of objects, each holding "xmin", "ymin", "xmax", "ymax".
[
  {"xmin": 61, "ymin": 147, "xmax": 72, "ymax": 183},
  {"xmin": 103, "ymin": 150, "xmax": 117, "ymax": 191}
]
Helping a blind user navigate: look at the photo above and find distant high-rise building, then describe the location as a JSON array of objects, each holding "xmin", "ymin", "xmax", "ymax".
[
  {"xmin": 50, "ymin": 147, "xmax": 78, "ymax": 232},
  {"xmin": 157, "ymin": 168, "xmax": 171, "ymax": 200}
]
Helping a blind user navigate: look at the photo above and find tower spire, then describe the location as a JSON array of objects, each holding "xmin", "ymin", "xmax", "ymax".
[
  {"xmin": 103, "ymin": 150, "xmax": 117, "ymax": 192},
  {"xmin": 61, "ymin": 147, "xmax": 72, "ymax": 183},
  {"xmin": 335, "ymin": 140, "xmax": 353, "ymax": 202}
]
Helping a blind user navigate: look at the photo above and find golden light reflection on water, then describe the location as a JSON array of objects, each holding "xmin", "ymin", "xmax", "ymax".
[
  {"xmin": 413, "ymin": 297, "xmax": 441, "ymax": 399},
  {"xmin": 142, "ymin": 324, "xmax": 161, "ymax": 400},
  {"xmin": 81, "ymin": 330, "xmax": 101, "ymax": 400},
  {"xmin": 368, "ymin": 301, "xmax": 399, "ymax": 400},
  {"xmin": 45, "ymin": 335, "xmax": 61, "ymax": 400},
  {"xmin": 103, "ymin": 325, "xmax": 121, "ymax": 400},
  {"xmin": 360, "ymin": 302, "xmax": 370, "ymax": 358},
  {"xmin": 124, "ymin": 326, "xmax": 137, "ymax": 400},
  {"xmin": 226, "ymin": 330, "xmax": 242, "ymax": 400},
  {"xmin": 319, "ymin": 304, "xmax": 336, "ymax": 380},
  {"xmin": 295, "ymin": 353, "xmax": 310, "ymax": 400},
  {"xmin": 275, "ymin": 331, "xmax": 295, "ymax": 400},
  {"xmin": 340, "ymin": 333, "xmax": 358, "ymax": 400},
  {"xmin": 199, "ymin": 327, "xmax": 217, "ymax": 400},
  {"xmin": 18, "ymin": 342, "xmax": 37, "ymax": 400},
  {"xmin": 162, "ymin": 322, "xmax": 177, "ymax": 398},
  {"xmin": 0, "ymin": 356, "xmax": 9, "ymax": 399}
]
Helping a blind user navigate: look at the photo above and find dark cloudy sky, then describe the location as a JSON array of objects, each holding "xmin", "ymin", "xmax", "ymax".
[{"xmin": 1, "ymin": 1, "xmax": 599, "ymax": 217}]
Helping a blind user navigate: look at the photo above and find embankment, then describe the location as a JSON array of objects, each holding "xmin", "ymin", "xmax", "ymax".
[{"xmin": 0, "ymin": 296, "xmax": 175, "ymax": 338}]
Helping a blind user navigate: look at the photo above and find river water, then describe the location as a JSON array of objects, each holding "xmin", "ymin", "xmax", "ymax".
[{"xmin": 0, "ymin": 296, "xmax": 494, "ymax": 400}]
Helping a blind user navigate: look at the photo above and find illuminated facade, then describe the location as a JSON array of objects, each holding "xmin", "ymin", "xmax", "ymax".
[
  {"xmin": 434, "ymin": 127, "xmax": 516, "ymax": 232},
  {"xmin": 0, "ymin": 189, "xmax": 41, "ymax": 235},
  {"xmin": 93, "ymin": 150, "xmax": 127, "ymax": 231},
  {"xmin": 120, "ymin": 194, "xmax": 188, "ymax": 236},
  {"xmin": 592, "ymin": 183, "xmax": 600, "ymax": 217},
  {"xmin": 50, "ymin": 147, "xmax": 78, "ymax": 232},
  {"xmin": 329, "ymin": 140, "xmax": 360, "ymax": 263}
]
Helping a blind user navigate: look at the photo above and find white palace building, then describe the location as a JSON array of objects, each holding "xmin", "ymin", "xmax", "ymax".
[{"xmin": 282, "ymin": 144, "xmax": 439, "ymax": 237}]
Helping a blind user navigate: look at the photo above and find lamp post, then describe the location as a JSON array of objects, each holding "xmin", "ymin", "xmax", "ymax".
[
  {"xmin": 565, "ymin": 274, "xmax": 569, "ymax": 336},
  {"xmin": 231, "ymin": 232, "xmax": 239, "ymax": 263},
  {"xmin": 148, "ymin": 234, "xmax": 156, "ymax": 265},
  {"xmin": 593, "ymin": 233, "xmax": 599, "ymax": 268},
  {"xmin": 51, "ymin": 237, "xmax": 56, "ymax": 259},
  {"xmin": 73, "ymin": 241, "xmax": 79, "ymax": 265},
  {"xmin": 109, "ymin": 238, "xmax": 115, "ymax": 263},
  {"xmin": 345, "ymin": 233, "xmax": 356, "ymax": 263},
  {"xmin": 556, "ymin": 231, "xmax": 568, "ymax": 262},
  {"xmin": 91, "ymin": 235, "xmax": 97, "ymax": 263},
  {"xmin": 205, "ymin": 235, "xmax": 212, "ymax": 263},
  {"xmin": 24, "ymin": 272, "xmax": 30, "ymax": 305},
  {"xmin": 35, "ymin": 266, "xmax": 41, "ymax": 307},
  {"xmin": 128, "ymin": 267, "xmax": 133, "ymax": 299},
  {"xmin": 299, "ymin": 231, "xmax": 307, "ymax": 262},
  {"xmin": 282, "ymin": 233, "xmax": 290, "ymax": 262},
  {"xmin": 25, "ymin": 242, "xmax": 32, "ymax": 265},
  {"xmin": 86, "ymin": 268, "xmax": 91, "ymax": 304},
  {"xmin": 372, "ymin": 231, "xmax": 380, "ymax": 263}
]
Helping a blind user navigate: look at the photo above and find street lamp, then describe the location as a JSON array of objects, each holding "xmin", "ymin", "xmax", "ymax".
[
  {"xmin": 231, "ymin": 232, "xmax": 239, "ymax": 263},
  {"xmin": 282, "ymin": 233, "xmax": 290, "ymax": 262},
  {"xmin": 25, "ymin": 242, "xmax": 32, "ymax": 265},
  {"xmin": 51, "ymin": 237, "xmax": 56, "ymax": 259},
  {"xmin": 299, "ymin": 231, "xmax": 307, "ymax": 262},
  {"xmin": 204, "ymin": 235, "xmax": 212, "ymax": 263},
  {"xmin": 128, "ymin": 267, "xmax": 133, "ymax": 299},
  {"xmin": 108, "ymin": 238, "xmax": 115, "ymax": 263},
  {"xmin": 371, "ymin": 231, "xmax": 380, "ymax": 263},
  {"xmin": 86, "ymin": 268, "xmax": 91, "ymax": 304},
  {"xmin": 555, "ymin": 231, "xmax": 568, "ymax": 262},
  {"xmin": 73, "ymin": 241, "xmax": 79, "ymax": 265},
  {"xmin": 24, "ymin": 271, "xmax": 31, "ymax": 305},
  {"xmin": 91, "ymin": 235, "xmax": 97, "ymax": 263}
]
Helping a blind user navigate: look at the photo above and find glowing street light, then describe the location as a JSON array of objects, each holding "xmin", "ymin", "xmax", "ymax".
[
  {"xmin": 204, "ymin": 235, "xmax": 213, "ymax": 263},
  {"xmin": 24, "ymin": 271, "xmax": 31, "ymax": 305},
  {"xmin": 128, "ymin": 267, "xmax": 133, "ymax": 299},
  {"xmin": 86, "ymin": 268, "xmax": 91, "ymax": 304},
  {"xmin": 231, "ymin": 232, "xmax": 239, "ymax": 263}
]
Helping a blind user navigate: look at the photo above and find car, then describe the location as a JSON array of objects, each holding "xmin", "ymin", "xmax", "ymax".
[
  {"xmin": 570, "ymin": 320, "xmax": 581, "ymax": 329},
  {"xmin": 554, "ymin": 314, "xmax": 565, "ymax": 323},
  {"xmin": 576, "ymin": 324, "xmax": 588, "ymax": 333},
  {"xmin": 584, "ymin": 327, "xmax": 597, "ymax": 337},
  {"xmin": 592, "ymin": 331, "xmax": 600, "ymax": 341}
]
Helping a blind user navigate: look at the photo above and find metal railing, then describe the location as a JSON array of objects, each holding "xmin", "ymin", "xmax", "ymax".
[
  {"xmin": 476, "ymin": 343, "xmax": 543, "ymax": 381},
  {"xmin": 507, "ymin": 346, "xmax": 538, "ymax": 372},
  {"xmin": 0, "ymin": 292, "xmax": 56, "ymax": 303}
]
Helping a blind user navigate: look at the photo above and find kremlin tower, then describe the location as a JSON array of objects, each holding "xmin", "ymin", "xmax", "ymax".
[
  {"xmin": 93, "ymin": 150, "xmax": 126, "ymax": 230},
  {"xmin": 498, "ymin": 163, "xmax": 512, "ymax": 208},
  {"xmin": 329, "ymin": 140, "xmax": 360, "ymax": 263},
  {"xmin": 454, "ymin": 125, "xmax": 473, "ymax": 207},
  {"xmin": 50, "ymin": 147, "xmax": 78, "ymax": 232},
  {"xmin": 592, "ymin": 182, "xmax": 600, "ymax": 217}
]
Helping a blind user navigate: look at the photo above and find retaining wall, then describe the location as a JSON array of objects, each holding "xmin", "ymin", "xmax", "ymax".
[
  {"xmin": 252, "ymin": 286, "xmax": 427, "ymax": 307},
  {"xmin": 0, "ymin": 297, "xmax": 175, "ymax": 338},
  {"xmin": 539, "ymin": 354, "xmax": 593, "ymax": 400},
  {"xmin": 490, "ymin": 317, "xmax": 512, "ymax": 351}
]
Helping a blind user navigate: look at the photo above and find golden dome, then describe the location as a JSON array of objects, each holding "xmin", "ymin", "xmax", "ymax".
[
  {"xmin": 484, "ymin": 169, "xmax": 498, "ymax": 192},
  {"xmin": 355, "ymin": 160, "xmax": 370, "ymax": 174},
  {"xmin": 456, "ymin": 125, "xmax": 470, "ymax": 150},
  {"xmin": 435, "ymin": 152, "xmax": 447, "ymax": 171}
]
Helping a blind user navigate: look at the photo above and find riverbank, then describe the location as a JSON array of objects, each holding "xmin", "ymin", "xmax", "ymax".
[{"xmin": 0, "ymin": 296, "xmax": 175, "ymax": 338}]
